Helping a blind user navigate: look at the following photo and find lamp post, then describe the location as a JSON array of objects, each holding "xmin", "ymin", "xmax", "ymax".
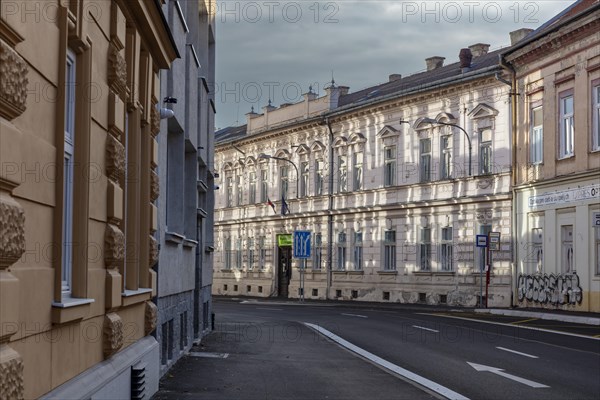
[
  {"xmin": 420, "ymin": 118, "xmax": 472, "ymax": 177},
  {"xmin": 258, "ymin": 153, "xmax": 299, "ymax": 199}
]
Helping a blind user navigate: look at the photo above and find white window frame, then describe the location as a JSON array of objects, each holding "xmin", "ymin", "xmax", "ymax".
[
  {"xmin": 314, "ymin": 159, "xmax": 324, "ymax": 196},
  {"xmin": 559, "ymin": 91, "xmax": 574, "ymax": 159},
  {"xmin": 336, "ymin": 231, "xmax": 346, "ymax": 270},
  {"xmin": 300, "ymin": 161, "xmax": 309, "ymax": 197},
  {"xmin": 440, "ymin": 134, "xmax": 452, "ymax": 180},
  {"xmin": 419, "ymin": 227, "xmax": 432, "ymax": 271},
  {"xmin": 62, "ymin": 49, "xmax": 76, "ymax": 295},
  {"xmin": 530, "ymin": 104, "xmax": 543, "ymax": 164},
  {"xmin": 235, "ymin": 237, "xmax": 242, "ymax": 270},
  {"xmin": 248, "ymin": 170, "xmax": 256, "ymax": 204},
  {"xmin": 561, "ymin": 225, "xmax": 574, "ymax": 273},
  {"xmin": 235, "ymin": 173, "xmax": 243, "ymax": 206},
  {"xmin": 337, "ymin": 155, "xmax": 347, "ymax": 193},
  {"xmin": 247, "ymin": 237, "xmax": 255, "ymax": 270},
  {"xmin": 224, "ymin": 237, "xmax": 232, "ymax": 269},
  {"xmin": 420, "ymin": 138, "xmax": 432, "ymax": 182},
  {"xmin": 313, "ymin": 233, "xmax": 322, "ymax": 270},
  {"xmin": 280, "ymin": 165, "xmax": 289, "ymax": 199},
  {"xmin": 353, "ymin": 231, "xmax": 363, "ymax": 271},
  {"xmin": 479, "ymin": 129, "xmax": 493, "ymax": 175},
  {"xmin": 260, "ymin": 166, "xmax": 268, "ymax": 203},
  {"xmin": 383, "ymin": 230, "xmax": 396, "ymax": 270},
  {"xmin": 532, "ymin": 227, "xmax": 543, "ymax": 274},
  {"xmin": 353, "ymin": 152, "xmax": 363, "ymax": 191},
  {"xmin": 593, "ymin": 83, "xmax": 600, "ymax": 151},
  {"xmin": 440, "ymin": 227, "xmax": 453, "ymax": 271},
  {"xmin": 384, "ymin": 146, "xmax": 396, "ymax": 187},
  {"xmin": 225, "ymin": 175, "xmax": 233, "ymax": 207},
  {"xmin": 259, "ymin": 236, "xmax": 267, "ymax": 270}
]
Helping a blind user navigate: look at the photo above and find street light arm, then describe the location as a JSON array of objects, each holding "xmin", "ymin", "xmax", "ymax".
[
  {"xmin": 421, "ymin": 119, "xmax": 473, "ymax": 177},
  {"xmin": 262, "ymin": 154, "xmax": 300, "ymax": 199}
]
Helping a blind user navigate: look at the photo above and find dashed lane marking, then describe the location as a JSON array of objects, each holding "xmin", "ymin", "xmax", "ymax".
[
  {"xmin": 341, "ymin": 313, "xmax": 368, "ymax": 318},
  {"xmin": 412, "ymin": 325, "xmax": 440, "ymax": 333},
  {"xmin": 510, "ymin": 318, "xmax": 539, "ymax": 325},
  {"xmin": 496, "ymin": 347, "xmax": 539, "ymax": 359}
]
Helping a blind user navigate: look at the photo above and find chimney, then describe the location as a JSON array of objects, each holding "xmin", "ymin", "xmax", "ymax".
[
  {"xmin": 459, "ymin": 48, "xmax": 473, "ymax": 72},
  {"xmin": 262, "ymin": 99, "xmax": 276, "ymax": 113},
  {"xmin": 510, "ymin": 28, "xmax": 534, "ymax": 45},
  {"xmin": 425, "ymin": 56, "xmax": 445, "ymax": 71},
  {"xmin": 389, "ymin": 74, "xmax": 402, "ymax": 82},
  {"xmin": 469, "ymin": 43, "xmax": 490, "ymax": 58}
]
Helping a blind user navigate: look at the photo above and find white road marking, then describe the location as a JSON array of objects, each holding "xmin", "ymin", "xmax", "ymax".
[
  {"xmin": 305, "ymin": 322, "xmax": 470, "ymax": 400},
  {"xmin": 412, "ymin": 325, "xmax": 439, "ymax": 333},
  {"xmin": 496, "ymin": 346, "xmax": 539, "ymax": 359},
  {"xmin": 341, "ymin": 313, "xmax": 368, "ymax": 318},
  {"xmin": 188, "ymin": 352, "xmax": 229, "ymax": 359},
  {"xmin": 467, "ymin": 362, "xmax": 549, "ymax": 388},
  {"xmin": 256, "ymin": 307, "xmax": 283, "ymax": 311}
]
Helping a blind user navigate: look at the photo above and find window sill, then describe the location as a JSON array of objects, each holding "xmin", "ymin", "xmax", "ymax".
[
  {"xmin": 197, "ymin": 208, "xmax": 208, "ymax": 218},
  {"xmin": 557, "ymin": 154, "xmax": 574, "ymax": 161},
  {"xmin": 413, "ymin": 271, "xmax": 456, "ymax": 276},
  {"xmin": 122, "ymin": 288, "xmax": 152, "ymax": 307},
  {"xmin": 165, "ymin": 231, "xmax": 185, "ymax": 245},
  {"xmin": 377, "ymin": 270, "xmax": 398, "ymax": 275},
  {"xmin": 183, "ymin": 239, "xmax": 198, "ymax": 249},
  {"xmin": 51, "ymin": 297, "xmax": 94, "ymax": 324}
]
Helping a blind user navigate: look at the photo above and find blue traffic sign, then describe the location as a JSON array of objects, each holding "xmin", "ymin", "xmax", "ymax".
[
  {"xmin": 476, "ymin": 235, "xmax": 488, "ymax": 248},
  {"xmin": 293, "ymin": 230, "xmax": 311, "ymax": 259}
]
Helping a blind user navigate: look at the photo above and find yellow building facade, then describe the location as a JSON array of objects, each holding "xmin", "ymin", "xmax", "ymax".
[{"xmin": 0, "ymin": 1, "xmax": 177, "ymax": 398}]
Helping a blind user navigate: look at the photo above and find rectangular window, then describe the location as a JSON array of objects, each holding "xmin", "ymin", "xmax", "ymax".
[
  {"xmin": 384, "ymin": 146, "xmax": 396, "ymax": 186},
  {"xmin": 595, "ymin": 226, "xmax": 600, "ymax": 275},
  {"xmin": 420, "ymin": 139, "xmax": 431, "ymax": 182},
  {"xmin": 314, "ymin": 159, "xmax": 324, "ymax": 195},
  {"xmin": 247, "ymin": 237, "xmax": 255, "ymax": 270},
  {"xmin": 479, "ymin": 129, "xmax": 493, "ymax": 174},
  {"xmin": 248, "ymin": 171, "xmax": 256, "ymax": 204},
  {"xmin": 337, "ymin": 232, "xmax": 346, "ymax": 270},
  {"xmin": 440, "ymin": 135, "xmax": 452, "ymax": 179},
  {"xmin": 532, "ymin": 227, "xmax": 543, "ymax": 274},
  {"xmin": 353, "ymin": 231, "xmax": 363, "ymax": 270},
  {"xmin": 260, "ymin": 167, "xmax": 268, "ymax": 202},
  {"xmin": 353, "ymin": 152, "xmax": 363, "ymax": 191},
  {"xmin": 593, "ymin": 84, "xmax": 600, "ymax": 151},
  {"xmin": 259, "ymin": 236, "xmax": 267, "ymax": 270},
  {"xmin": 440, "ymin": 227, "xmax": 453, "ymax": 271},
  {"xmin": 235, "ymin": 174, "xmax": 243, "ymax": 206},
  {"xmin": 337, "ymin": 155, "xmax": 347, "ymax": 192},
  {"xmin": 300, "ymin": 161, "xmax": 309, "ymax": 197},
  {"xmin": 235, "ymin": 238, "xmax": 242, "ymax": 269},
  {"xmin": 530, "ymin": 105, "xmax": 543, "ymax": 164},
  {"xmin": 561, "ymin": 225, "xmax": 574, "ymax": 273},
  {"xmin": 419, "ymin": 227, "xmax": 431, "ymax": 271},
  {"xmin": 313, "ymin": 233, "xmax": 322, "ymax": 270},
  {"xmin": 224, "ymin": 237, "xmax": 232, "ymax": 269},
  {"xmin": 226, "ymin": 176, "xmax": 233, "ymax": 207},
  {"xmin": 280, "ymin": 165, "xmax": 289, "ymax": 199},
  {"xmin": 383, "ymin": 230, "xmax": 396, "ymax": 270},
  {"xmin": 559, "ymin": 92, "xmax": 574, "ymax": 158},
  {"xmin": 62, "ymin": 49, "xmax": 76, "ymax": 294}
]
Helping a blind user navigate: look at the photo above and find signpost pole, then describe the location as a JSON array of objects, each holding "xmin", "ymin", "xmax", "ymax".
[{"xmin": 480, "ymin": 248, "xmax": 483, "ymax": 308}]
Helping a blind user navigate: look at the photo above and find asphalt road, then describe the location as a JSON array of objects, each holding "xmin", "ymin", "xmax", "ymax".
[{"xmin": 154, "ymin": 300, "xmax": 600, "ymax": 400}]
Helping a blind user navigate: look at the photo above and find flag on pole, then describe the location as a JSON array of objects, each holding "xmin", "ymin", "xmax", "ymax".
[
  {"xmin": 281, "ymin": 194, "xmax": 290, "ymax": 215},
  {"xmin": 267, "ymin": 198, "xmax": 276, "ymax": 213}
]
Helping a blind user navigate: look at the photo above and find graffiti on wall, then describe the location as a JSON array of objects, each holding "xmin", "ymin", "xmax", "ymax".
[{"xmin": 517, "ymin": 272, "xmax": 583, "ymax": 305}]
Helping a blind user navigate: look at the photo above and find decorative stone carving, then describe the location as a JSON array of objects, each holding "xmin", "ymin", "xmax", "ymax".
[
  {"xmin": 149, "ymin": 235, "xmax": 158, "ymax": 267},
  {"xmin": 104, "ymin": 223, "xmax": 124, "ymax": 268},
  {"xmin": 103, "ymin": 312, "xmax": 123, "ymax": 358},
  {"xmin": 150, "ymin": 171, "xmax": 159, "ymax": 202},
  {"xmin": 0, "ymin": 345, "xmax": 24, "ymax": 399},
  {"xmin": 0, "ymin": 193, "xmax": 25, "ymax": 268},
  {"xmin": 144, "ymin": 301, "xmax": 157, "ymax": 335},
  {"xmin": 106, "ymin": 134, "xmax": 125, "ymax": 182},
  {"xmin": 150, "ymin": 103, "xmax": 160, "ymax": 136},
  {"xmin": 107, "ymin": 44, "xmax": 127, "ymax": 97},
  {"xmin": 0, "ymin": 39, "xmax": 28, "ymax": 120}
]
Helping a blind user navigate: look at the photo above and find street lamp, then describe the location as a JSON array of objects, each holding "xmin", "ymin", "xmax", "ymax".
[
  {"xmin": 258, "ymin": 153, "xmax": 299, "ymax": 199},
  {"xmin": 420, "ymin": 118, "xmax": 473, "ymax": 177}
]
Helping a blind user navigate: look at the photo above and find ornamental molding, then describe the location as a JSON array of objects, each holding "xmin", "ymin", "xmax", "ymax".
[
  {"xmin": 107, "ymin": 44, "xmax": 128, "ymax": 98},
  {"xmin": 0, "ymin": 193, "xmax": 25, "ymax": 268},
  {"xmin": 103, "ymin": 313, "xmax": 124, "ymax": 358},
  {"xmin": 0, "ymin": 345, "xmax": 24, "ymax": 400},
  {"xmin": 104, "ymin": 223, "xmax": 124, "ymax": 268},
  {"xmin": 149, "ymin": 235, "xmax": 158, "ymax": 267},
  {"xmin": 150, "ymin": 171, "xmax": 159, "ymax": 202},
  {"xmin": 144, "ymin": 301, "xmax": 157, "ymax": 335},
  {"xmin": 106, "ymin": 134, "xmax": 125, "ymax": 182},
  {"xmin": 0, "ymin": 39, "xmax": 28, "ymax": 120},
  {"xmin": 150, "ymin": 104, "xmax": 160, "ymax": 136}
]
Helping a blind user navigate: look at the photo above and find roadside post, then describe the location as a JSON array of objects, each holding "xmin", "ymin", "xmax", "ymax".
[
  {"xmin": 487, "ymin": 232, "xmax": 501, "ymax": 308},
  {"xmin": 476, "ymin": 235, "xmax": 488, "ymax": 308},
  {"xmin": 293, "ymin": 230, "xmax": 311, "ymax": 302}
]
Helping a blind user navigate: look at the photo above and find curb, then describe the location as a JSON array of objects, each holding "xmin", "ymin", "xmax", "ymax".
[{"xmin": 474, "ymin": 308, "xmax": 600, "ymax": 326}]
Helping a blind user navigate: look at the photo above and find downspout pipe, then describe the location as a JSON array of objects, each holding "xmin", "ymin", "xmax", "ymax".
[
  {"xmin": 324, "ymin": 117, "xmax": 335, "ymax": 300},
  {"xmin": 498, "ymin": 53, "xmax": 518, "ymax": 308}
]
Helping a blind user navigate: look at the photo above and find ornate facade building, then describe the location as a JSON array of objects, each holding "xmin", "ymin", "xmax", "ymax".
[
  {"xmin": 213, "ymin": 40, "xmax": 516, "ymax": 307},
  {"xmin": 504, "ymin": 0, "xmax": 600, "ymax": 312},
  {"xmin": 0, "ymin": 1, "xmax": 177, "ymax": 398}
]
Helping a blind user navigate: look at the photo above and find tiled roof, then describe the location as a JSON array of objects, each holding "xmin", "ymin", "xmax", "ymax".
[{"xmin": 215, "ymin": 124, "xmax": 247, "ymax": 143}]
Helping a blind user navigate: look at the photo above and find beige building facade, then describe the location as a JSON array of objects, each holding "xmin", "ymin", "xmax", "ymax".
[
  {"xmin": 504, "ymin": 1, "xmax": 600, "ymax": 312},
  {"xmin": 0, "ymin": 1, "xmax": 177, "ymax": 398},
  {"xmin": 214, "ymin": 43, "xmax": 515, "ymax": 307}
]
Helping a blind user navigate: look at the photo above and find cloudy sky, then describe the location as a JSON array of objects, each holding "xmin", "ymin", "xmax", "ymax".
[{"xmin": 214, "ymin": 0, "xmax": 575, "ymax": 129}]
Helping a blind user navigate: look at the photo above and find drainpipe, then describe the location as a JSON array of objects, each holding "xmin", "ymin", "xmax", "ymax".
[
  {"xmin": 324, "ymin": 117, "xmax": 335, "ymax": 300},
  {"xmin": 498, "ymin": 54, "xmax": 518, "ymax": 308}
]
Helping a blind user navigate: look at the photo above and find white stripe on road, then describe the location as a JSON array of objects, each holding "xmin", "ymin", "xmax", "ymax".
[
  {"xmin": 496, "ymin": 347, "xmax": 539, "ymax": 358},
  {"xmin": 304, "ymin": 322, "xmax": 470, "ymax": 400},
  {"xmin": 412, "ymin": 325, "xmax": 440, "ymax": 333},
  {"xmin": 341, "ymin": 313, "xmax": 368, "ymax": 318}
]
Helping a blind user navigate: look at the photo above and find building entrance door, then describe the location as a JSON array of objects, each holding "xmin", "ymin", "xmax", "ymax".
[{"xmin": 277, "ymin": 246, "xmax": 292, "ymax": 297}]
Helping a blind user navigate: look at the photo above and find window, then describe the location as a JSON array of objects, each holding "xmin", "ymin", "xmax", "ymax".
[
  {"xmin": 440, "ymin": 227, "xmax": 453, "ymax": 271},
  {"xmin": 259, "ymin": 236, "xmax": 267, "ymax": 270},
  {"xmin": 337, "ymin": 232, "xmax": 346, "ymax": 270},
  {"xmin": 559, "ymin": 92, "xmax": 574, "ymax": 158},
  {"xmin": 383, "ymin": 230, "xmax": 396, "ymax": 270},
  {"xmin": 235, "ymin": 238, "xmax": 242, "ymax": 269},
  {"xmin": 225, "ymin": 176, "xmax": 233, "ymax": 207},
  {"xmin": 478, "ymin": 224, "xmax": 491, "ymax": 271},
  {"xmin": 532, "ymin": 227, "xmax": 543, "ymax": 274},
  {"xmin": 420, "ymin": 139, "xmax": 431, "ymax": 182},
  {"xmin": 353, "ymin": 231, "xmax": 363, "ymax": 270},
  {"xmin": 593, "ymin": 84, "xmax": 600, "ymax": 151},
  {"xmin": 384, "ymin": 146, "xmax": 396, "ymax": 187},
  {"xmin": 260, "ymin": 166, "xmax": 268, "ymax": 202},
  {"xmin": 280, "ymin": 165, "xmax": 289, "ymax": 199},
  {"xmin": 353, "ymin": 152, "xmax": 363, "ymax": 190},
  {"xmin": 247, "ymin": 237, "xmax": 255, "ymax": 270},
  {"xmin": 62, "ymin": 49, "xmax": 76, "ymax": 294},
  {"xmin": 419, "ymin": 227, "xmax": 431, "ymax": 271},
  {"xmin": 440, "ymin": 134, "xmax": 452, "ymax": 179},
  {"xmin": 479, "ymin": 129, "xmax": 493, "ymax": 175},
  {"xmin": 337, "ymin": 155, "xmax": 347, "ymax": 192},
  {"xmin": 595, "ymin": 226, "xmax": 600, "ymax": 275},
  {"xmin": 235, "ymin": 174, "xmax": 243, "ymax": 206},
  {"xmin": 300, "ymin": 161, "xmax": 309, "ymax": 197},
  {"xmin": 561, "ymin": 225, "xmax": 574, "ymax": 273},
  {"xmin": 313, "ymin": 233, "xmax": 322, "ymax": 270},
  {"xmin": 314, "ymin": 159, "xmax": 324, "ymax": 195},
  {"xmin": 248, "ymin": 171, "xmax": 257, "ymax": 204},
  {"xmin": 224, "ymin": 237, "xmax": 232, "ymax": 269},
  {"xmin": 530, "ymin": 105, "xmax": 543, "ymax": 164}
]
